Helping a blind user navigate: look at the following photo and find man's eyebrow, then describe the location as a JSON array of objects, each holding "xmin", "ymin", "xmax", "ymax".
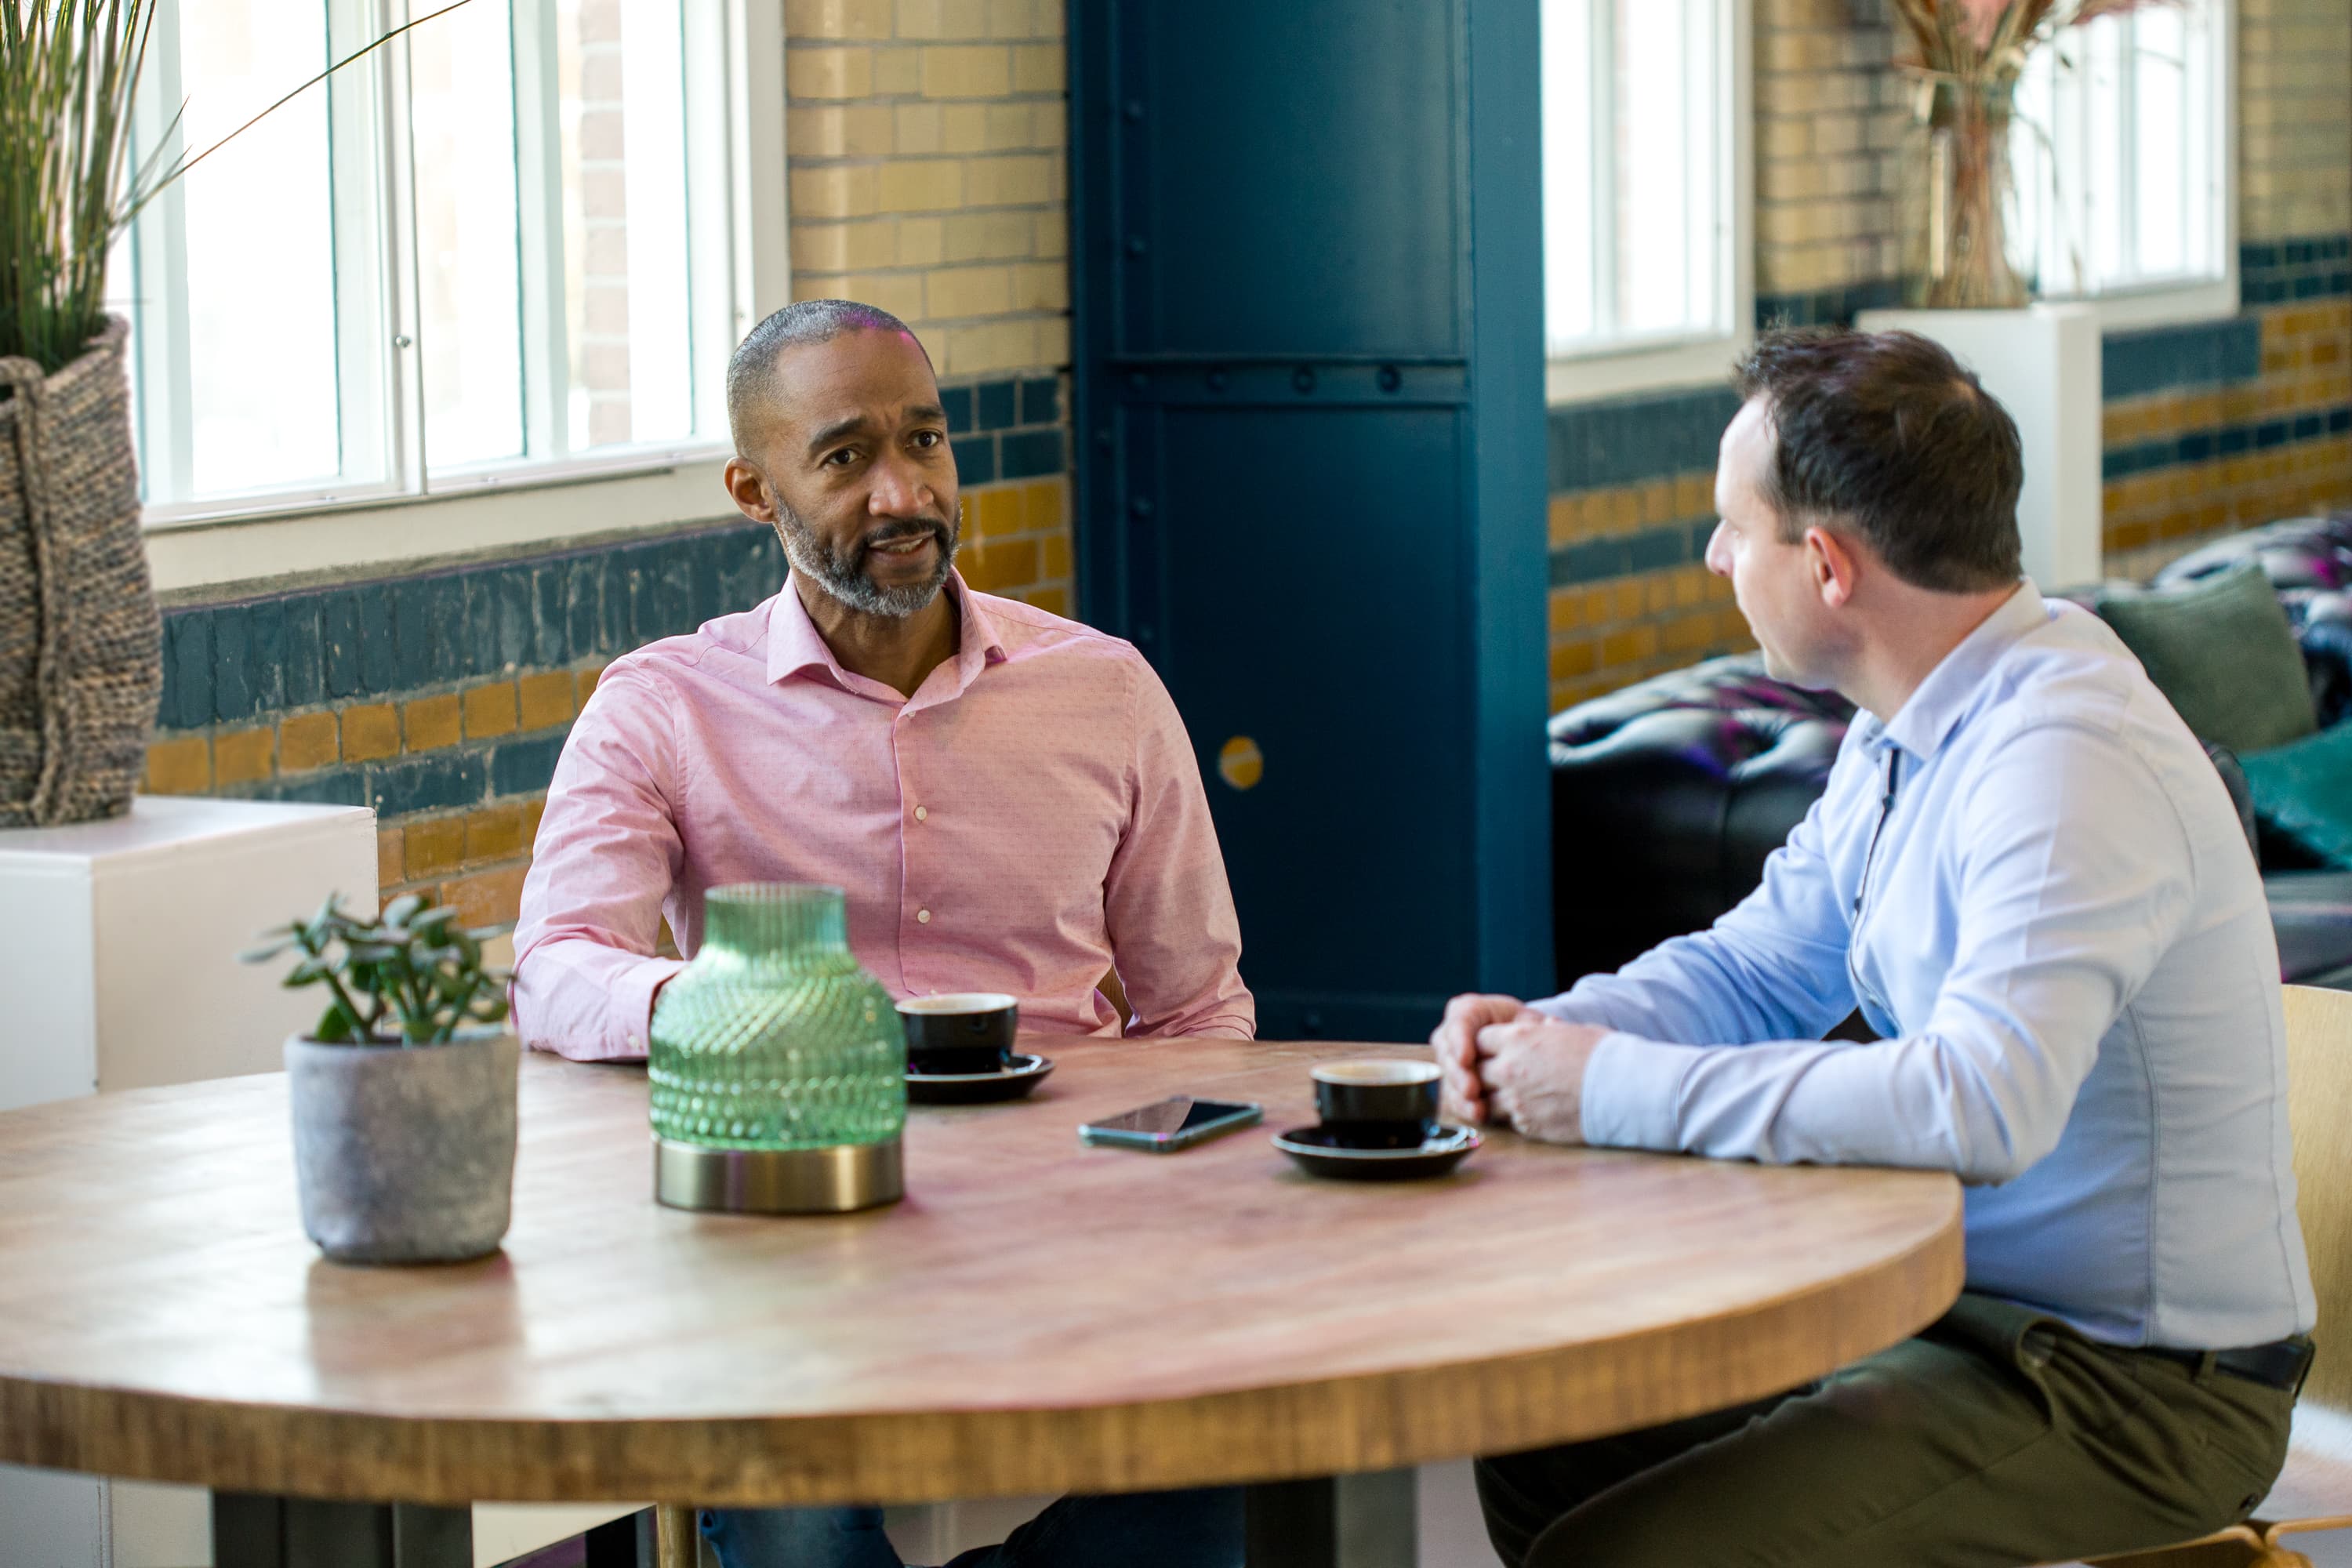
[
  {"xmin": 805, "ymin": 414, "xmax": 873, "ymax": 456},
  {"xmin": 906, "ymin": 401, "xmax": 946, "ymax": 425}
]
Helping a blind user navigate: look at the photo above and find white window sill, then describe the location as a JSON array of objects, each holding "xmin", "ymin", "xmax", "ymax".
[
  {"xmin": 1545, "ymin": 332, "xmax": 1753, "ymax": 406},
  {"xmin": 143, "ymin": 451, "xmax": 742, "ymax": 597},
  {"xmin": 2038, "ymin": 274, "xmax": 2241, "ymax": 333}
]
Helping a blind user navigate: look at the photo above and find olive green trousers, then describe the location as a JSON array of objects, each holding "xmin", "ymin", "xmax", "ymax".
[{"xmin": 1475, "ymin": 1294, "xmax": 2297, "ymax": 1568}]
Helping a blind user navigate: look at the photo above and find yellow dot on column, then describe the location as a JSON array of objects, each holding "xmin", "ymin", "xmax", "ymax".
[{"xmin": 1218, "ymin": 735, "xmax": 1263, "ymax": 792}]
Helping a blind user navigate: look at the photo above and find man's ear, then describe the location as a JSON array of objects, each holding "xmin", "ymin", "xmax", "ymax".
[
  {"xmin": 722, "ymin": 456, "xmax": 777, "ymax": 525},
  {"xmin": 1803, "ymin": 523, "xmax": 1861, "ymax": 610}
]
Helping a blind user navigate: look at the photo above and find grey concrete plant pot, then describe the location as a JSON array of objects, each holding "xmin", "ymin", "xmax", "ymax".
[{"xmin": 285, "ymin": 1029, "xmax": 520, "ymax": 1265}]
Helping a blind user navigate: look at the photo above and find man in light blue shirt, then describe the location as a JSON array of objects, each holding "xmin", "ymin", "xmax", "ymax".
[{"xmin": 1439, "ymin": 328, "xmax": 2316, "ymax": 1568}]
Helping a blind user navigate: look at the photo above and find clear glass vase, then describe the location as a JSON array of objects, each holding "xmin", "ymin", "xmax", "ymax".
[
  {"xmin": 1901, "ymin": 78, "xmax": 2031, "ymax": 310},
  {"xmin": 648, "ymin": 884, "xmax": 906, "ymax": 1152}
]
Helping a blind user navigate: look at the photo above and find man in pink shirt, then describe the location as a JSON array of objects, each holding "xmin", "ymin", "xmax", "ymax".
[
  {"xmin": 514, "ymin": 301, "xmax": 1253, "ymax": 1060},
  {"xmin": 512, "ymin": 299, "xmax": 1253, "ymax": 1568}
]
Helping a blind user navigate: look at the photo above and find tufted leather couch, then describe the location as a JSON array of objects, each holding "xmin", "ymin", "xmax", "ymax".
[{"xmin": 1549, "ymin": 512, "xmax": 2352, "ymax": 991}]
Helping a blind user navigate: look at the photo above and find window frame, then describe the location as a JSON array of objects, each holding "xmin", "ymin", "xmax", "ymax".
[
  {"xmin": 1542, "ymin": 0, "xmax": 1755, "ymax": 405},
  {"xmin": 2014, "ymin": 0, "xmax": 2239, "ymax": 331},
  {"xmin": 136, "ymin": 0, "xmax": 789, "ymax": 597}
]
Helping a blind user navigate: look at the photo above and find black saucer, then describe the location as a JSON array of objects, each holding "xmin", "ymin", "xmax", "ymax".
[
  {"xmin": 906, "ymin": 1053, "xmax": 1054, "ymax": 1105},
  {"xmin": 1272, "ymin": 1123, "xmax": 1480, "ymax": 1181}
]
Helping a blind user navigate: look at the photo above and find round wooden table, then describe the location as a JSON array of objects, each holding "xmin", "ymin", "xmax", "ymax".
[{"xmin": 0, "ymin": 1037, "xmax": 1962, "ymax": 1522}]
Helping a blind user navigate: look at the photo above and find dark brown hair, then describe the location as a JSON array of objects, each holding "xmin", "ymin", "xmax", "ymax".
[{"xmin": 1732, "ymin": 328, "xmax": 2024, "ymax": 593}]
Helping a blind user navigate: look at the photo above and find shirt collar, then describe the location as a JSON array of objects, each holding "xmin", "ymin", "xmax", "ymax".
[
  {"xmin": 1867, "ymin": 579, "xmax": 2048, "ymax": 762},
  {"xmin": 764, "ymin": 569, "xmax": 1007, "ymax": 694}
]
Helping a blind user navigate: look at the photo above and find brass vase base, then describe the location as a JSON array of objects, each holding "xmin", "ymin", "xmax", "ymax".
[{"xmin": 653, "ymin": 1135, "xmax": 903, "ymax": 1214}]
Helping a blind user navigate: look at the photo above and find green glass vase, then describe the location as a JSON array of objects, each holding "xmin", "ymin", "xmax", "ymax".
[{"xmin": 648, "ymin": 884, "xmax": 906, "ymax": 1152}]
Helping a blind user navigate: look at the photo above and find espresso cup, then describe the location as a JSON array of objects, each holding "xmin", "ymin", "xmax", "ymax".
[
  {"xmin": 1312, "ymin": 1059, "xmax": 1442, "ymax": 1149},
  {"xmin": 898, "ymin": 993, "xmax": 1019, "ymax": 1075}
]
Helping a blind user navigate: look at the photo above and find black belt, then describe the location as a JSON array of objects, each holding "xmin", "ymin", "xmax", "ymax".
[{"xmin": 2142, "ymin": 1337, "xmax": 2314, "ymax": 1395}]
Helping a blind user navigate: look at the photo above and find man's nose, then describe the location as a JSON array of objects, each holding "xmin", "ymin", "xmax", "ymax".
[
  {"xmin": 1703, "ymin": 521, "xmax": 1731, "ymax": 578},
  {"xmin": 866, "ymin": 449, "xmax": 935, "ymax": 517}
]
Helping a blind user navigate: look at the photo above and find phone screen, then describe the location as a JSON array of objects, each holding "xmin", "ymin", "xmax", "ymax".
[{"xmin": 1088, "ymin": 1096, "xmax": 1254, "ymax": 1136}]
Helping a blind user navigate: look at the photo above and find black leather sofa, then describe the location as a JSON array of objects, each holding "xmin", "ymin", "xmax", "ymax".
[{"xmin": 1548, "ymin": 513, "xmax": 2352, "ymax": 992}]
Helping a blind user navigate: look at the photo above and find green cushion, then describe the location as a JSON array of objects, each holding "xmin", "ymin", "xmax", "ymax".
[
  {"xmin": 2241, "ymin": 720, "xmax": 2352, "ymax": 869},
  {"xmin": 2096, "ymin": 561, "xmax": 2318, "ymax": 755}
]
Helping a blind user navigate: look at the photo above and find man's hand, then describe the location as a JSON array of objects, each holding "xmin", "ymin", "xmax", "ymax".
[
  {"xmin": 1472, "ymin": 1015, "xmax": 1611, "ymax": 1145},
  {"xmin": 1431, "ymin": 993, "xmax": 1536, "ymax": 1125}
]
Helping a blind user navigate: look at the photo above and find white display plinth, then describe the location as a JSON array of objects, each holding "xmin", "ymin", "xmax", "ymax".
[
  {"xmin": 1853, "ymin": 302, "xmax": 2105, "ymax": 591},
  {"xmin": 0, "ymin": 795, "xmax": 381, "ymax": 1564},
  {"xmin": 0, "ymin": 795, "xmax": 379, "ymax": 1113}
]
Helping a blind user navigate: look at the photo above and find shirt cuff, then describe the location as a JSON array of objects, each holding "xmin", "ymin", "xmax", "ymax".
[
  {"xmin": 1579, "ymin": 1032, "xmax": 1703, "ymax": 1151},
  {"xmin": 614, "ymin": 955, "xmax": 690, "ymax": 1058}
]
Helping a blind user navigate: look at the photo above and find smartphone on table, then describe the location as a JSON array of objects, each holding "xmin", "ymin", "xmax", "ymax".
[{"xmin": 1078, "ymin": 1096, "xmax": 1263, "ymax": 1152}]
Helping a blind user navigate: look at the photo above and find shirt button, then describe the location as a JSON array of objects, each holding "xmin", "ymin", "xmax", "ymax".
[
  {"xmin": 915, "ymin": 806, "xmax": 927, "ymax": 822},
  {"xmin": 916, "ymin": 909, "xmax": 932, "ymax": 924}
]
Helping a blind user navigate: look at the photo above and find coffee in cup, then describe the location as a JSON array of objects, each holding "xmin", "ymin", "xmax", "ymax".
[
  {"xmin": 898, "ymin": 993, "xmax": 1019, "ymax": 1075},
  {"xmin": 1311, "ymin": 1059, "xmax": 1441, "ymax": 1149}
]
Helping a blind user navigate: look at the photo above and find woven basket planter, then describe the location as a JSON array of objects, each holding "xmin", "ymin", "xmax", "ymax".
[{"xmin": 0, "ymin": 316, "xmax": 162, "ymax": 828}]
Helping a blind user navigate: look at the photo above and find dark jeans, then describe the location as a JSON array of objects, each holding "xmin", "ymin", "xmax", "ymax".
[
  {"xmin": 1475, "ymin": 1293, "xmax": 2297, "ymax": 1568},
  {"xmin": 701, "ymin": 1488, "xmax": 1243, "ymax": 1568}
]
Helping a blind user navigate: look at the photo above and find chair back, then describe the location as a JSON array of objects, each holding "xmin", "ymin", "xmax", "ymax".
[{"xmin": 2285, "ymin": 985, "xmax": 2352, "ymax": 1414}]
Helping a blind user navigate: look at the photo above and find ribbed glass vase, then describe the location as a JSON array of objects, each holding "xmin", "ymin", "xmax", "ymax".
[{"xmin": 648, "ymin": 884, "xmax": 906, "ymax": 1151}]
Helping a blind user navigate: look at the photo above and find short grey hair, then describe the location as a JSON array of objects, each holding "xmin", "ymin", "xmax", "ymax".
[{"xmin": 725, "ymin": 299, "xmax": 931, "ymax": 452}]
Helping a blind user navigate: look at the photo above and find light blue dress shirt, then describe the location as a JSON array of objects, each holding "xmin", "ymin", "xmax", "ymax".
[{"xmin": 1542, "ymin": 583, "xmax": 2316, "ymax": 1349}]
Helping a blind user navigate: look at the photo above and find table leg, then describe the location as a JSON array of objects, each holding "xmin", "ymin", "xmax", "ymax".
[
  {"xmin": 655, "ymin": 1502, "xmax": 701, "ymax": 1567},
  {"xmin": 1243, "ymin": 1471, "xmax": 1417, "ymax": 1568},
  {"xmin": 212, "ymin": 1494, "xmax": 472, "ymax": 1568}
]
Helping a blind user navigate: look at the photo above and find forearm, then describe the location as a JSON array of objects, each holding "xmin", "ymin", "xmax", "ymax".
[{"xmin": 511, "ymin": 932, "xmax": 686, "ymax": 1062}]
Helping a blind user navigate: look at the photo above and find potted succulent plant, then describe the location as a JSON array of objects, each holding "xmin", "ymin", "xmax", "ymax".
[{"xmin": 243, "ymin": 894, "xmax": 518, "ymax": 1265}]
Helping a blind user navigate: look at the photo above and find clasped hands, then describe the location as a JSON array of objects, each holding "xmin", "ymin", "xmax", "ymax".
[{"xmin": 1428, "ymin": 994, "xmax": 1609, "ymax": 1145}]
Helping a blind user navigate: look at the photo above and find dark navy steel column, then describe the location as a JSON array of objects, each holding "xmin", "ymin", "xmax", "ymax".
[{"xmin": 1072, "ymin": 0, "xmax": 1551, "ymax": 1041}]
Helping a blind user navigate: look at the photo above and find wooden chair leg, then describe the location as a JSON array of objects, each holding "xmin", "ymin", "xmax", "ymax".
[{"xmin": 655, "ymin": 1504, "xmax": 699, "ymax": 1568}]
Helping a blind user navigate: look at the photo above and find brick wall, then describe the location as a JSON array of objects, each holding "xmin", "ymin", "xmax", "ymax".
[{"xmin": 1546, "ymin": 0, "xmax": 2352, "ymax": 714}]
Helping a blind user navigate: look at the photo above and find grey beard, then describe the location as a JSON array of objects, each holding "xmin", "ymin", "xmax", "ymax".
[{"xmin": 774, "ymin": 501, "xmax": 958, "ymax": 619}]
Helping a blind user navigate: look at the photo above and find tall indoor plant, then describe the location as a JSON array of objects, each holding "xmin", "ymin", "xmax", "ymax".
[
  {"xmin": 245, "ymin": 894, "xmax": 519, "ymax": 1265},
  {"xmin": 1893, "ymin": 0, "xmax": 2182, "ymax": 308},
  {"xmin": 0, "ymin": 2, "xmax": 459, "ymax": 828}
]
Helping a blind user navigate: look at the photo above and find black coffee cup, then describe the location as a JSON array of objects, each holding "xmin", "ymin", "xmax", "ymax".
[
  {"xmin": 1312, "ymin": 1059, "xmax": 1441, "ymax": 1149},
  {"xmin": 898, "ymin": 993, "xmax": 1019, "ymax": 1075}
]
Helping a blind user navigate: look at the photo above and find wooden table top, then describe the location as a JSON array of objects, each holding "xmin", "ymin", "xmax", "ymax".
[{"xmin": 0, "ymin": 1037, "xmax": 1963, "ymax": 1508}]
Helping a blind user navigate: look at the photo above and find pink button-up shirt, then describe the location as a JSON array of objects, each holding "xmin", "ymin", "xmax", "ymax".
[{"xmin": 512, "ymin": 572, "xmax": 1254, "ymax": 1059}]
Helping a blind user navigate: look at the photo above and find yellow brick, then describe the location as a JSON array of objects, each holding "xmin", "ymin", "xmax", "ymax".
[
  {"xmin": 402, "ymin": 694, "xmax": 463, "ymax": 753},
  {"xmin": 1036, "ymin": 315, "xmax": 1069, "ymax": 367},
  {"xmin": 894, "ymin": 103, "xmax": 944, "ymax": 154},
  {"xmin": 404, "ymin": 818, "xmax": 467, "ymax": 879},
  {"xmin": 984, "ymin": 101, "xmax": 1034, "ymax": 150},
  {"xmin": 1035, "ymin": 208, "xmax": 1067, "ymax": 260},
  {"xmin": 895, "ymin": 0, "xmax": 988, "ymax": 39},
  {"xmin": 942, "ymin": 211, "xmax": 1033, "ymax": 262},
  {"xmin": 785, "ymin": 46, "xmax": 873, "ymax": 100},
  {"xmin": 1033, "ymin": 100, "xmax": 1066, "ymax": 150},
  {"xmin": 1028, "ymin": 586, "xmax": 1070, "ymax": 618},
  {"xmin": 143, "ymin": 735, "xmax": 211, "ymax": 796},
  {"xmin": 1011, "ymin": 261, "xmax": 1066, "ymax": 311},
  {"xmin": 1549, "ymin": 641, "xmax": 1599, "ymax": 681},
  {"xmin": 466, "ymin": 804, "xmax": 526, "ymax": 864},
  {"xmin": 811, "ymin": 270, "xmax": 927, "ymax": 322},
  {"xmin": 794, "ymin": 219, "xmax": 898, "ymax": 275},
  {"xmin": 1548, "ymin": 591, "xmax": 1581, "ymax": 633},
  {"xmin": 960, "ymin": 537, "xmax": 1040, "ymax": 591},
  {"xmin": 1041, "ymin": 532, "xmax": 1071, "ymax": 581},
  {"xmin": 897, "ymin": 217, "xmax": 946, "ymax": 266},
  {"xmin": 791, "ymin": 164, "xmax": 880, "ymax": 220},
  {"xmin": 940, "ymin": 318, "xmax": 1037, "ymax": 376},
  {"xmin": 872, "ymin": 45, "xmax": 924, "ymax": 93},
  {"xmin": 463, "ymin": 681, "xmax": 518, "ymax": 740},
  {"xmin": 927, "ymin": 264, "xmax": 1012, "ymax": 318},
  {"xmin": 377, "ymin": 826, "xmax": 405, "ymax": 889},
  {"xmin": 941, "ymin": 103, "xmax": 990, "ymax": 153},
  {"xmin": 786, "ymin": 0, "xmax": 892, "ymax": 38},
  {"xmin": 517, "ymin": 671, "xmax": 576, "ymax": 731},
  {"xmin": 1011, "ymin": 42, "xmax": 1062, "ymax": 92},
  {"xmin": 920, "ymin": 45, "xmax": 1011, "ymax": 97},
  {"xmin": 972, "ymin": 485, "xmax": 1024, "ymax": 541},
  {"xmin": 343, "ymin": 703, "xmax": 400, "ymax": 762},
  {"xmin": 1022, "ymin": 478, "xmax": 1064, "ymax": 533},
  {"xmin": 274, "ymin": 711, "xmax": 338, "ymax": 772},
  {"xmin": 575, "ymin": 664, "xmax": 608, "ymax": 709},
  {"xmin": 988, "ymin": 0, "xmax": 1033, "ymax": 38},
  {"xmin": 964, "ymin": 154, "xmax": 1051, "ymax": 207},
  {"xmin": 878, "ymin": 159, "xmax": 963, "ymax": 213},
  {"xmin": 1639, "ymin": 480, "xmax": 1676, "ymax": 524}
]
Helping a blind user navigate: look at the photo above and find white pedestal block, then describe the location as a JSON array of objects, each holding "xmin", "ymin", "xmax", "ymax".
[
  {"xmin": 0, "ymin": 797, "xmax": 379, "ymax": 1565},
  {"xmin": 1853, "ymin": 302, "xmax": 2105, "ymax": 591},
  {"xmin": 0, "ymin": 796, "xmax": 379, "ymax": 1114}
]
